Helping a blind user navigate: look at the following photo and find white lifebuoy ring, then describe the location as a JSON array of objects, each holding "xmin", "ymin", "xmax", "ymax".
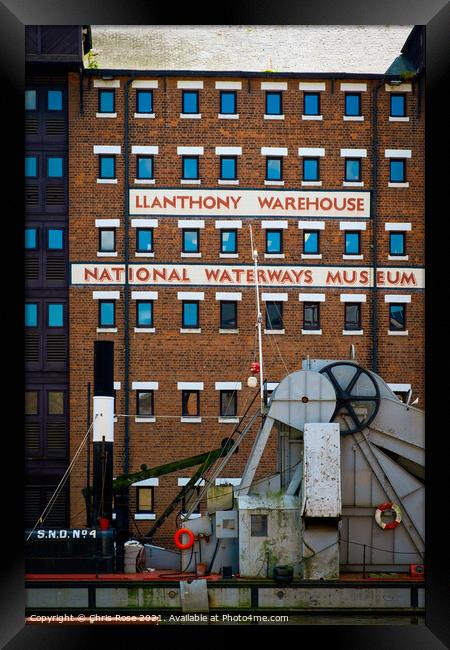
[{"xmin": 375, "ymin": 502, "xmax": 402, "ymax": 530}]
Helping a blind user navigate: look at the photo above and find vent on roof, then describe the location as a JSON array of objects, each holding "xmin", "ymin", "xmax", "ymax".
[
  {"xmin": 25, "ymin": 334, "xmax": 40, "ymax": 363},
  {"xmin": 25, "ymin": 422, "xmax": 41, "ymax": 454},
  {"xmin": 45, "ymin": 185, "xmax": 65, "ymax": 206},
  {"xmin": 46, "ymin": 335, "xmax": 66, "ymax": 363},
  {"xmin": 46, "ymin": 118, "xmax": 65, "ymax": 136},
  {"xmin": 46, "ymin": 257, "xmax": 65, "ymax": 280},
  {"xmin": 47, "ymin": 421, "xmax": 66, "ymax": 455},
  {"xmin": 25, "ymin": 257, "xmax": 40, "ymax": 280},
  {"xmin": 25, "ymin": 185, "xmax": 39, "ymax": 207}
]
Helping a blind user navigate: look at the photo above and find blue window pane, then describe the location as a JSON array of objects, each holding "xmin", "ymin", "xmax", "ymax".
[
  {"xmin": 221, "ymin": 230, "xmax": 237, "ymax": 253},
  {"xmin": 25, "ymin": 90, "xmax": 36, "ymax": 110},
  {"xmin": 220, "ymin": 91, "xmax": 236, "ymax": 114},
  {"xmin": 137, "ymin": 91, "xmax": 153, "ymax": 113},
  {"xmin": 183, "ymin": 230, "xmax": 199, "ymax": 252},
  {"xmin": 183, "ymin": 157, "xmax": 198, "ymax": 179},
  {"xmin": 390, "ymin": 304, "xmax": 405, "ymax": 330},
  {"xmin": 100, "ymin": 230, "xmax": 115, "ymax": 252},
  {"xmin": 266, "ymin": 92, "xmax": 281, "ymax": 114},
  {"xmin": 25, "ymin": 228, "xmax": 37, "ymax": 249},
  {"xmin": 138, "ymin": 157, "xmax": 153, "ymax": 179},
  {"xmin": 266, "ymin": 230, "xmax": 282, "ymax": 253},
  {"xmin": 345, "ymin": 233, "xmax": 360, "ymax": 255},
  {"xmin": 345, "ymin": 93, "xmax": 360, "ymax": 116},
  {"xmin": 25, "ymin": 156, "xmax": 37, "ymax": 177},
  {"xmin": 390, "ymin": 233, "xmax": 405, "ymax": 255},
  {"xmin": 182, "ymin": 91, "xmax": 198, "ymax": 113},
  {"xmin": 304, "ymin": 231, "xmax": 319, "ymax": 254},
  {"xmin": 390, "ymin": 160, "xmax": 405, "ymax": 182},
  {"xmin": 267, "ymin": 158, "xmax": 281, "ymax": 180},
  {"xmin": 48, "ymin": 304, "xmax": 64, "ymax": 327},
  {"xmin": 48, "ymin": 157, "xmax": 63, "ymax": 177},
  {"xmin": 100, "ymin": 302, "xmax": 115, "ymax": 327},
  {"xmin": 25, "ymin": 304, "xmax": 38, "ymax": 327},
  {"xmin": 48, "ymin": 90, "xmax": 62, "ymax": 111},
  {"xmin": 48, "ymin": 229, "xmax": 64, "ymax": 250},
  {"xmin": 304, "ymin": 93, "xmax": 319, "ymax": 115},
  {"xmin": 390, "ymin": 95, "xmax": 405, "ymax": 117},
  {"xmin": 303, "ymin": 159, "xmax": 319, "ymax": 181},
  {"xmin": 99, "ymin": 90, "xmax": 114, "ymax": 112},
  {"xmin": 137, "ymin": 302, "xmax": 153, "ymax": 327},
  {"xmin": 345, "ymin": 159, "xmax": 361, "ymax": 181},
  {"xmin": 183, "ymin": 302, "xmax": 198, "ymax": 327},
  {"xmin": 137, "ymin": 229, "xmax": 153, "ymax": 252},
  {"xmin": 220, "ymin": 158, "xmax": 236, "ymax": 179},
  {"xmin": 100, "ymin": 156, "xmax": 115, "ymax": 178}
]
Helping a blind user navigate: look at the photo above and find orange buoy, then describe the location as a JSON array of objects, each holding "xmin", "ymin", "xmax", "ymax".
[{"xmin": 174, "ymin": 527, "xmax": 195, "ymax": 550}]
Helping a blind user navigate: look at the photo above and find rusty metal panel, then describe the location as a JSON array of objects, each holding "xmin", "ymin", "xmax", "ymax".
[
  {"xmin": 179, "ymin": 579, "xmax": 209, "ymax": 612},
  {"xmin": 302, "ymin": 423, "xmax": 341, "ymax": 518}
]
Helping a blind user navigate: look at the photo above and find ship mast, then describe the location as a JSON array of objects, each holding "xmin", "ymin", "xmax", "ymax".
[{"xmin": 249, "ymin": 225, "xmax": 265, "ymax": 413}]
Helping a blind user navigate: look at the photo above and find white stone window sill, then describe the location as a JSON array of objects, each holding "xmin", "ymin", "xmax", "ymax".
[
  {"xmin": 342, "ymin": 330, "xmax": 364, "ymax": 336},
  {"xmin": 180, "ymin": 328, "xmax": 201, "ymax": 334},
  {"xmin": 264, "ymin": 114, "xmax": 285, "ymax": 120},
  {"xmin": 343, "ymin": 255, "xmax": 364, "ymax": 260},
  {"xmin": 135, "ymin": 513, "xmax": 156, "ymax": 520},
  {"xmin": 218, "ymin": 179, "xmax": 239, "ymax": 185},
  {"xmin": 181, "ymin": 417, "xmax": 202, "ymax": 423},
  {"xmin": 180, "ymin": 113, "xmax": 201, "ymax": 119},
  {"xmin": 302, "ymin": 114, "xmax": 323, "ymax": 120},
  {"xmin": 181, "ymin": 513, "xmax": 202, "ymax": 520},
  {"xmin": 264, "ymin": 180, "xmax": 284, "ymax": 186},
  {"xmin": 135, "ymin": 252, "xmax": 155, "ymax": 258},
  {"xmin": 181, "ymin": 179, "xmax": 201, "ymax": 185},
  {"xmin": 264, "ymin": 329, "xmax": 285, "ymax": 335},
  {"xmin": 218, "ymin": 113, "xmax": 239, "ymax": 119},
  {"xmin": 302, "ymin": 329, "xmax": 322, "ymax": 335},
  {"xmin": 219, "ymin": 253, "xmax": 239, "ymax": 259},
  {"xmin": 219, "ymin": 328, "xmax": 239, "ymax": 334},
  {"xmin": 134, "ymin": 327, "xmax": 156, "ymax": 333},
  {"xmin": 96, "ymin": 113, "xmax": 117, "ymax": 118},
  {"xmin": 301, "ymin": 181, "xmax": 322, "ymax": 187},
  {"xmin": 389, "ymin": 116, "xmax": 409, "ymax": 122},
  {"xmin": 343, "ymin": 115, "xmax": 364, "ymax": 121},
  {"xmin": 97, "ymin": 328, "xmax": 118, "ymax": 333},
  {"xmin": 134, "ymin": 112, "xmax": 155, "ymax": 119},
  {"xmin": 181, "ymin": 252, "xmax": 201, "ymax": 258},
  {"xmin": 97, "ymin": 179, "xmax": 118, "ymax": 184},
  {"xmin": 388, "ymin": 330, "xmax": 409, "ymax": 336},
  {"xmin": 134, "ymin": 179, "xmax": 156, "ymax": 185},
  {"xmin": 97, "ymin": 252, "xmax": 118, "ymax": 257},
  {"xmin": 301, "ymin": 254, "xmax": 322, "ymax": 259},
  {"xmin": 388, "ymin": 182, "xmax": 409, "ymax": 188},
  {"xmin": 388, "ymin": 255, "xmax": 409, "ymax": 261},
  {"xmin": 218, "ymin": 417, "xmax": 240, "ymax": 424},
  {"xmin": 135, "ymin": 417, "xmax": 156, "ymax": 423},
  {"xmin": 264, "ymin": 253, "xmax": 285, "ymax": 259},
  {"xmin": 343, "ymin": 181, "xmax": 364, "ymax": 187}
]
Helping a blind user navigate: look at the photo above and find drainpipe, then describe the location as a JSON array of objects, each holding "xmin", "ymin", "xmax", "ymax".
[{"xmin": 79, "ymin": 65, "xmax": 84, "ymax": 116}]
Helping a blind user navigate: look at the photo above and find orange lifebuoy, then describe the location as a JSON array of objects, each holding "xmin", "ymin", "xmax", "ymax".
[
  {"xmin": 174, "ymin": 527, "xmax": 195, "ymax": 550},
  {"xmin": 375, "ymin": 502, "xmax": 402, "ymax": 530}
]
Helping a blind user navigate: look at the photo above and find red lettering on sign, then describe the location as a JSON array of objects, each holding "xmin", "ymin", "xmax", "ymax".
[
  {"xmin": 205, "ymin": 269, "xmax": 220, "ymax": 282},
  {"xmin": 137, "ymin": 268, "xmax": 150, "ymax": 281},
  {"xmin": 84, "ymin": 267, "xmax": 98, "ymax": 281},
  {"xmin": 326, "ymin": 271, "xmax": 342, "ymax": 284},
  {"xmin": 99, "ymin": 269, "xmax": 112, "ymax": 282}
]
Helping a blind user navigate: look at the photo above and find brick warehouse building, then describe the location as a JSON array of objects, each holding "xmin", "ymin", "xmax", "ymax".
[{"xmin": 26, "ymin": 26, "xmax": 425, "ymax": 547}]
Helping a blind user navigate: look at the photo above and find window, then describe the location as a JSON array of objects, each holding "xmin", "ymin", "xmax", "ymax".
[
  {"xmin": 220, "ymin": 230, "xmax": 237, "ymax": 254},
  {"xmin": 136, "ymin": 486, "xmax": 154, "ymax": 513},
  {"xmin": 303, "ymin": 230, "xmax": 320, "ymax": 254},
  {"xmin": 266, "ymin": 230, "xmax": 282, "ymax": 254},
  {"xmin": 182, "ymin": 390, "xmax": 200, "ymax": 416},
  {"xmin": 136, "ymin": 301, "xmax": 153, "ymax": 327},
  {"xmin": 182, "ymin": 301, "xmax": 199, "ymax": 328},
  {"xmin": 345, "ymin": 158, "xmax": 361, "ymax": 182},
  {"xmin": 182, "ymin": 229, "xmax": 199, "ymax": 253},
  {"xmin": 182, "ymin": 156, "xmax": 199, "ymax": 180},
  {"xmin": 220, "ymin": 91, "xmax": 236, "ymax": 114},
  {"xmin": 25, "ymin": 228, "xmax": 38, "ymax": 250},
  {"xmin": 99, "ymin": 301, "xmax": 115, "ymax": 327},
  {"xmin": 220, "ymin": 390, "xmax": 237, "ymax": 417},
  {"xmin": 266, "ymin": 157, "xmax": 282, "ymax": 181},
  {"xmin": 182, "ymin": 90, "xmax": 199, "ymax": 114},
  {"xmin": 25, "ymin": 391, "xmax": 39, "ymax": 415},
  {"xmin": 48, "ymin": 391, "xmax": 64, "ymax": 415},
  {"xmin": 345, "ymin": 231, "xmax": 361, "ymax": 255},
  {"xmin": 265, "ymin": 91, "xmax": 282, "ymax": 115},
  {"xmin": 220, "ymin": 301, "xmax": 237, "ymax": 329},
  {"xmin": 99, "ymin": 155, "xmax": 116, "ymax": 179},
  {"xmin": 389, "ymin": 304, "xmax": 406, "ymax": 331},
  {"xmin": 48, "ymin": 303, "xmax": 64, "ymax": 327},
  {"xmin": 47, "ymin": 90, "xmax": 62, "ymax": 111},
  {"xmin": 98, "ymin": 89, "xmax": 115, "ymax": 113},
  {"xmin": 389, "ymin": 232, "xmax": 406, "ymax": 256},
  {"xmin": 25, "ymin": 156, "xmax": 37, "ymax": 177},
  {"xmin": 136, "ymin": 90, "xmax": 153, "ymax": 114},
  {"xmin": 345, "ymin": 93, "xmax": 361, "ymax": 116},
  {"xmin": 303, "ymin": 302, "xmax": 320, "ymax": 330},
  {"xmin": 25, "ymin": 90, "xmax": 37, "ymax": 111},
  {"xmin": 25, "ymin": 303, "xmax": 38, "ymax": 327},
  {"xmin": 303, "ymin": 158, "xmax": 319, "ymax": 181},
  {"xmin": 265, "ymin": 302, "xmax": 283, "ymax": 330},
  {"xmin": 47, "ymin": 157, "xmax": 63, "ymax": 178},
  {"xmin": 390, "ymin": 94, "xmax": 406, "ymax": 117},
  {"xmin": 251, "ymin": 514, "xmax": 268, "ymax": 537},
  {"xmin": 136, "ymin": 228, "xmax": 153, "ymax": 253},
  {"xmin": 303, "ymin": 92, "xmax": 320, "ymax": 115},
  {"xmin": 137, "ymin": 156, "xmax": 153, "ymax": 179},
  {"xmin": 99, "ymin": 229, "xmax": 116, "ymax": 253},
  {"xmin": 137, "ymin": 390, "xmax": 154, "ymax": 416},
  {"xmin": 48, "ymin": 229, "xmax": 64, "ymax": 250},
  {"xmin": 344, "ymin": 303, "xmax": 361, "ymax": 331},
  {"xmin": 220, "ymin": 156, "xmax": 237, "ymax": 180},
  {"xmin": 390, "ymin": 159, "xmax": 406, "ymax": 182}
]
